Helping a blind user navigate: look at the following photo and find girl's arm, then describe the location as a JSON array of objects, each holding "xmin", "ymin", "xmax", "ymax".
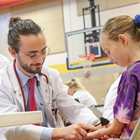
[{"xmin": 87, "ymin": 118, "xmax": 125, "ymax": 139}]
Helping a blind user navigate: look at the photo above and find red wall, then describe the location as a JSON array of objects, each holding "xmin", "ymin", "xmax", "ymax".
[{"xmin": 0, "ymin": 0, "xmax": 35, "ymax": 9}]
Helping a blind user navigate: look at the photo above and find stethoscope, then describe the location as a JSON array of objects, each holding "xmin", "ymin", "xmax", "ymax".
[
  {"xmin": 13, "ymin": 59, "xmax": 52, "ymax": 111},
  {"xmin": 13, "ymin": 59, "xmax": 60, "ymax": 127}
]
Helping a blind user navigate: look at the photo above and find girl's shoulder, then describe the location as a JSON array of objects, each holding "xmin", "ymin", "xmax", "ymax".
[
  {"xmin": 119, "ymin": 61, "xmax": 140, "ymax": 88},
  {"xmin": 122, "ymin": 61, "xmax": 140, "ymax": 77}
]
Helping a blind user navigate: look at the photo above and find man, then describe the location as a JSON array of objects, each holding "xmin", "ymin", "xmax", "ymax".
[{"xmin": 0, "ymin": 17, "xmax": 100, "ymax": 140}]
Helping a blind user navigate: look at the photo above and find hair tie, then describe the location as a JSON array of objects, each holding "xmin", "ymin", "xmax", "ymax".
[
  {"xmin": 135, "ymin": 14, "xmax": 140, "ymax": 28},
  {"xmin": 71, "ymin": 78, "xmax": 75, "ymax": 81}
]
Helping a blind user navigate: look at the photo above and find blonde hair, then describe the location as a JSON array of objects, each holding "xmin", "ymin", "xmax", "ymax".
[
  {"xmin": 65, "ymin": 78, "xmax": 86, "ymax": 92},
  {"xmin": 101, "ymin": 14, "xmax": 140, "ymax": 42}
]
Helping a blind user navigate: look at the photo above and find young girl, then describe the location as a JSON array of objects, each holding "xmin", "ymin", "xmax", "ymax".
[{"xmin": 87, "ymin": 14, "xmax": 140, "ymax": 140}]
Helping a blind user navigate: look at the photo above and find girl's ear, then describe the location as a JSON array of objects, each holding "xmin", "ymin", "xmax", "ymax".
[
  {"xmin": 118, "ymin": 34, "xmax": 128, "ymax": 46},
  {"xmin": 8, "ymin": 47, "xmax": 17, "ymax": 58}
]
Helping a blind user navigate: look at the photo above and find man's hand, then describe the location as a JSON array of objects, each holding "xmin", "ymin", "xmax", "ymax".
[{"xmin": 52, "ymin": 123, "xmax": 96, "ymax": 140}]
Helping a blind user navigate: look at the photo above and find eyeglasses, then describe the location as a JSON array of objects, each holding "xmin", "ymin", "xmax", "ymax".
[{"xmin": 18, "ymin": 47, "xmax": 51, "ymax": 60}]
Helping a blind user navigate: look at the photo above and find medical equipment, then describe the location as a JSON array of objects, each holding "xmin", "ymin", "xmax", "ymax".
[{"xmin": 95, "ymin": 117, "xmax": 110, "ymax": 127}]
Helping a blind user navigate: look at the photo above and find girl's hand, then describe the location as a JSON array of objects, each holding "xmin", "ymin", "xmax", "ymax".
[
  {"xmin": 100, "ymin": 134, "xmax": 119, "ymax": 140},
  {"xmin": 96, "ymin": 122, "xmax": 111, "ymax": 130},
  {"xmin": 100, "ymin": 123, "xmax": 119, "ymax": 139}
]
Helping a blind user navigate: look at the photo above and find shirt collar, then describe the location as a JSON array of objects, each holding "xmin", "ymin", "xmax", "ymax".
[{"xmin": 15, "ymin": 63, "xmax": 40, "ymax": 87}]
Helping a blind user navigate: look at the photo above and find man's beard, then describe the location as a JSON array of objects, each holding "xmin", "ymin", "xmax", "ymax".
[{"xmin": 18, "ymin": 55, "xmax": 44, "ymax": 74}]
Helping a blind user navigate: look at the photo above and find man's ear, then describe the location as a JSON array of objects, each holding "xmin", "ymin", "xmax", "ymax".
[
  {"xmin": 118, "ymin": 34, "xmax": 128, "ymax": 46},
  {"xmin": 8, "ymin": 47, "xmax": 17, "ymax": 58}
]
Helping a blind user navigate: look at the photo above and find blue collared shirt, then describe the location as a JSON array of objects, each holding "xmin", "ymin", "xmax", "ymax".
[{"xmin": 15, "ymin": 65, "xmax": 53, "ymax": 140}]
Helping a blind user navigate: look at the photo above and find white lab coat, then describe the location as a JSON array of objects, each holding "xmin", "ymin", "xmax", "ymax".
[
  {"xmin": 0, "ymin": 54, "xmax": 10, "ymax": 69},
  {"xmin": 0, "ymin": 61, "xmax": 97, "ymax": 140},
  {"xmin": 73, "ymin": 91, "xmax": 97, "ymax": 107},
  {"xmin": 0, "ymin": 133, "xmax": 7, "ymax": 140},
  {"xmin": 102, "ymin": 75, "xmax": 122, "ymax": 122}
]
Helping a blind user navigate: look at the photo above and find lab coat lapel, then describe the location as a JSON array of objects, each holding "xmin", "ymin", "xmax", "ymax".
[
  {"xmin": 6, "ymin": 62, "xmax": 25, "ymax": 111},
  {"xmin": 40, "ymin": 74, "xmax": 55, "ymax": 127}
]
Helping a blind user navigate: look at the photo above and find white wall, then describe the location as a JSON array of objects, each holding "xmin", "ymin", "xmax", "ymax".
[{"xmin": 63, "ymin": 0, "xmax": 140, "ymax": 31}]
